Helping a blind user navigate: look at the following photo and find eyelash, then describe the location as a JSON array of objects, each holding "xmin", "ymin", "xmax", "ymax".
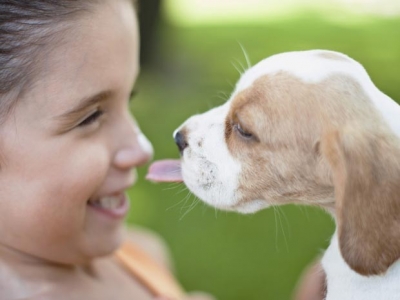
[
  {"xmin": 76, "ymin": 89, "xmax": 136, "ymax": 128},
  {"xmin": 78, "ymin": 109, "xmax": 104, "ymax": 127}
]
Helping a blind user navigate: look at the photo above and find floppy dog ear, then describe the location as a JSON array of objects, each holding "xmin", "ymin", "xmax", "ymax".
[{"xmin": 321, "ymin": 124, "xmax": 400, "ymax": 276}]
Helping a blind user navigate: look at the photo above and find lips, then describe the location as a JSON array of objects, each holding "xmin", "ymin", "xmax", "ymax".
[{"xmin": 87, "ymin": 193, "xmax": 129, "ymax": 219}]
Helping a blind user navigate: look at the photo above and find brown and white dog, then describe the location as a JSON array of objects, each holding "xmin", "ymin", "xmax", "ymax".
[{"xmin": 147, "ymin": 50, "xmax": 400, "ymax": 300}]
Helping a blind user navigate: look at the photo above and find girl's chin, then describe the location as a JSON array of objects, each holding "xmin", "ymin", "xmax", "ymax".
[{"xmin": 79, "ymin": 225, "xmax": 125, "ymax": 261}]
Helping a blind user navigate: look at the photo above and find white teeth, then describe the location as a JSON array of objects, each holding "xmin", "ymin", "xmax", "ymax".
[
  {"xmin": 88, "ymin": 195, "xmax": 123, "ymax": 210},
  {"xmin": 99, "ymin": 196, "xmax": 121, "ymax": 209}
]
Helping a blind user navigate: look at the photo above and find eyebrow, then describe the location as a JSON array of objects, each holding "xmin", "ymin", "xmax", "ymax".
[{"xmin": 56, "ymin": 90, "xmax": 113, "ymax": 120}]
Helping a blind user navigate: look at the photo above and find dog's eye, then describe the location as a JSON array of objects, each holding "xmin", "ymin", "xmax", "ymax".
[{"xmin": 234, "ymin": 123, "xmax": 253, "ymax": 138}]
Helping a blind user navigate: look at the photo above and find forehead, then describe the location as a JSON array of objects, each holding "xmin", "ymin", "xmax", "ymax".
[{"xmin": 24, "ymin": 0, "xmax": 138, "ymax": 112}]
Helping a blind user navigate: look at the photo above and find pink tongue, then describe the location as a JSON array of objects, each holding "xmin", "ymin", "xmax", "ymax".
[{"xmin": 146, "ymin": 159, "xmax": 183, "ymax": 182}]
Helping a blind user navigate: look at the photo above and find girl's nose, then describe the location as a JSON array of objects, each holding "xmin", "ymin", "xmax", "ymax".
[{"xmin": 114, "ymin": 132, "xmax": 153, "ymax": 170}]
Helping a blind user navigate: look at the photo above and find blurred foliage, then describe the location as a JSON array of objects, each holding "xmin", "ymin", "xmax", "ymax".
[{"xmin": 127, "ymin": 12, "xmax": 400, "ymax": 300}]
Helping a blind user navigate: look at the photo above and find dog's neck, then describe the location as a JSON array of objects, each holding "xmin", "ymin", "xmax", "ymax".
[{"xmin": 322, "ymin": 232, "xmax": 400, "ymax": 300}]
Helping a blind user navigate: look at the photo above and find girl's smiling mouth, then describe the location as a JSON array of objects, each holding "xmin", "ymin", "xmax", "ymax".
[{"xmin": 87, "ymin": 193, "xmax": 130, "ymax": 219}]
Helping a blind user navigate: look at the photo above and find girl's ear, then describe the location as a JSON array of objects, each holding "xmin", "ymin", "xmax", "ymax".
[{"xmin": 321, "ymin": 124, "xmax": 400, "ymax": 276}]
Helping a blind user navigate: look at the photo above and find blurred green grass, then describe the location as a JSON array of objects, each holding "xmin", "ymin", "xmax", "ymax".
[{"xmin": 127, "ymin": 13, "xmax": 400, "ymax": 300}]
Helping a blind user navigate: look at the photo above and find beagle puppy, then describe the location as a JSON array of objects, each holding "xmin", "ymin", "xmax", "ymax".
[{"xmin": 147, "ymin": 50, "xmax": 400, "ymax": 300}]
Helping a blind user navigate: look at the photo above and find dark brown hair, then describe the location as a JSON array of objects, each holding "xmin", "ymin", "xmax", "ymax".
[{"xmin": 0, "ymin": 0, "xmax": 136, "ymax": 121}]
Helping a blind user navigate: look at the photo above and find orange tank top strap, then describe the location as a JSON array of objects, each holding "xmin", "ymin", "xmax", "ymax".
[{"xmin": 114, "ymin": 241, "xmax": 185, "ymax": 300}]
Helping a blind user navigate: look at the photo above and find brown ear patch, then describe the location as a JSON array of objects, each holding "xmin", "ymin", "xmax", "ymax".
[{"xmin": 322, "ymin": 125, "xmax": 400, "ymax": 276}]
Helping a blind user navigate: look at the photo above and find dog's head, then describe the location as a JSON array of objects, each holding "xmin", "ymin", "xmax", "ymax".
[{"xmin": 174, "ymin": 50, "xmax": 400, "ymax": 275}]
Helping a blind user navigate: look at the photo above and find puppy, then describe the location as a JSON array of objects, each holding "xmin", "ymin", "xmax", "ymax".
[{"xmin": 147, "ymin": 50, "xmax": 400, "ymax": 300}]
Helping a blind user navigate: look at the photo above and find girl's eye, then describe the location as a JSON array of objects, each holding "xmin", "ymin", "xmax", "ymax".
[
  {"xmin": 234, "ymin": 123, "xmax": 253, "ymax": 138},
  {"xmin": 78, "ymin": 109, "xmax": 104, "ymax": 127}
]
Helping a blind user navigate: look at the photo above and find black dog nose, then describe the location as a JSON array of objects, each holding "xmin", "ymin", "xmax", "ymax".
[{"xmin": 174, "ymin": 130, "xmax": 188, "ymax": 154}]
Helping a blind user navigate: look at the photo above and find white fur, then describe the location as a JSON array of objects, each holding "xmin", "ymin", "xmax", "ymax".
[
  {"xmin": 174, "ymin": 103, "xmax": 244, "ymax": 212},
  {"xmin": 322, "ymin": 232, "xmax": 400, "ymax": 300}
]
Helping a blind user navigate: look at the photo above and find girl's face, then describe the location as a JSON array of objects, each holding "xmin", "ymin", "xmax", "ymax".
[{"xmin": 0, "ymin": 0, "xmax": 152, "ymax": 264}]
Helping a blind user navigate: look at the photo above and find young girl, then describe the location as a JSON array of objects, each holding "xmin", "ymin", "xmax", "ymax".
[{"xmin": 0, "ymin": 0, "xmax": 215, "ymax": 299}]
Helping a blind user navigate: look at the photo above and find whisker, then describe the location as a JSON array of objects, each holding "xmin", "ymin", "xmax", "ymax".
[
  {"xmin": 226, "ymin": 79, "xmax": 235, "ymax": 89},
  {"xmin": 162, "ymin": 182, "xmax": 183, "ymax": 191},
  {"xmin": 233, "ymin": 58, "xmax": 246, "ymax": 74},
  {"xmin": 278, "ymin": 206, "xmax": 291, "ymax": 237},
  {"xmin": 166, "ymin": 198, "xmax": 186, "ymax": 211},
  {"xmin": 231, "ymin": 61, "xmax": 243, "ymax": 75},
  {"xmin": 217, "ymin": 90, "xmax": 229, "ymax": 98},
  {"xmin": 273, "ymin": 207, "xmax": 280, "ymax": 252},
  {"xmin": 297, "ymin": 205, "xmax": 310, "ymax": 220},
  {"xmin": 213, "ymin": 91, "xmax": 229, "ymax": 102},
  {"xmin": 237, "ymin": 41, "xmax": 252, "ymax": 69},
  {"xmin": 179, "ymin": 190, "xmax": 193, "ymax": 213},
  {"xmin": 175, "ymin": 186, "xmax": 190, "ymax": 196},
  {"xmin": 179, "ymin": 195, "xmax": 200, "ymax": 221},
  {"xmin": 166, "ymin": 186, "xmax": 189, "ymax": 211},
  {"xmin": 275, "ymin": 206, "xmax": 290, "ymax": 253},
  {"xmin": 214, "ymin": 206, "xmax": 218, "ymax": 219}
]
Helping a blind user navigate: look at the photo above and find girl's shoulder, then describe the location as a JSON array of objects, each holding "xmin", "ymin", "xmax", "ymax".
[{"xmin": 122, "ymin": 225, "xmax": 173, "ymax": 270}]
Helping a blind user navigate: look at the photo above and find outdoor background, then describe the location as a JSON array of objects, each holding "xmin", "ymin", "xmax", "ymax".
[{"xmin": 127, "ymin": 1, "xmax": 400, "ymax": 299}]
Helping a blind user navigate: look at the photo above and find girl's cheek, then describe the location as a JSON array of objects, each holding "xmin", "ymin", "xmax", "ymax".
[{"xmin": 65, "ymin": 146, "xmax": 110, "ymax": 197}]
